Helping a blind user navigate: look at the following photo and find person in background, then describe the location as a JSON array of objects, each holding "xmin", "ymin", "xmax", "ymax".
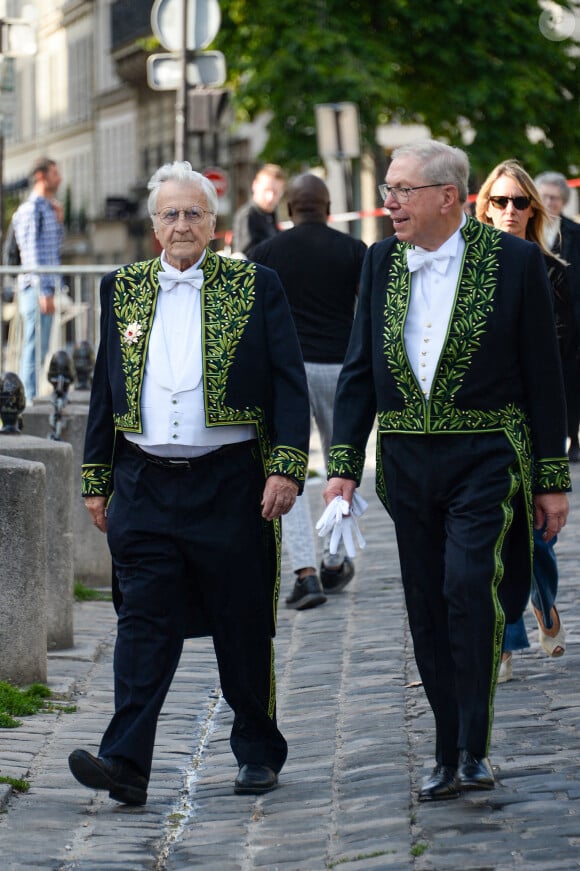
[
  {"xmin": 12, "ymin": 156, "xmax": 63, "ymax": 401},
  {"xmin": 534, "ymin": 171, "xmax": 580, "ymax": 462},
  {"xmin": 324, "ymin": 140, "xmax": 569, "ymax": 803},
  {"xmin": 68, "ymin": 161, "xmax": 310, "ymax": 805},
  {"xmin": 232, "ymin": 164, "xmax": 286, "ymax": 257},
  {"xmin": 252, "ymin": 173, "xmax": 367, "ymax": 609},
  {"xmin": 476, "ymin": 160, "xmax": 572, "ymax": 680}
]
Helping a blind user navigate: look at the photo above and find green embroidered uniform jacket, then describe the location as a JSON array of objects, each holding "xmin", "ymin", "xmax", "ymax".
[
  {"xmin": 81, "ymin": 249, "xmax": 310, "ymax": 499},
  {"xmin": 328, "ymin": 216, "xmax": 570, "ymax": 532}
]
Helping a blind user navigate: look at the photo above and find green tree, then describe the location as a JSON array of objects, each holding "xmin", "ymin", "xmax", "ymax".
[{"xmin": 214, "ymin": 0, "xmax": 580, "ymax": 180}]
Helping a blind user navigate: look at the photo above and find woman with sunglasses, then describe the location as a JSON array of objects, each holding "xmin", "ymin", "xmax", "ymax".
[{"xmin": 476, "ymin": 160, "xmax": 572, "ymax": 680}]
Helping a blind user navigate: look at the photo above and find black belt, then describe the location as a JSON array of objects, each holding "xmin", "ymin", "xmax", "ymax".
[{"xmin": 124, "ymin": 438, "xmax": 258, "ymax": 470}]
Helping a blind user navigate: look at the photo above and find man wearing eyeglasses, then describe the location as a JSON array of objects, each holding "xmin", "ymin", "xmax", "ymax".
[
  {"xmin": 68, "ymin": 161, "xmax": 310, "ymax": 805},
  {"xmin": 324, "ymin": 140, "xmax": 570, "ymax": 802}
]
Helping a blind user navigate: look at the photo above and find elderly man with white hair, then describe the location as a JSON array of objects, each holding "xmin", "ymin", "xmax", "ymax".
[{"xmin": 68, "ymin": 161, "xmax": 310, "ymax": 805}]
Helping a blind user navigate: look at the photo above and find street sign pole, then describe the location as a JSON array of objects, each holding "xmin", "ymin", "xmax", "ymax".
[
  {"xmin": 175, "ymin": 0, "xmax": 190, "ymax": 161},
  {"xmin": 150, "ymin": 0, "xmax": 224, "ymax": 159}
]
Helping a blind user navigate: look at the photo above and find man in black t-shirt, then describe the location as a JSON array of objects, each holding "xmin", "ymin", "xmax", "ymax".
[
  {"xmin": 252, "ymin": 174, "xmax": 367, "ymax": 609},
  {"xmin": 232, "ymin": 164, "xmax": 286, "ymax": 257}
]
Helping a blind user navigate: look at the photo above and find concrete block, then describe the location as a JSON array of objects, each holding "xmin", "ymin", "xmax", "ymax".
[
  {"xmin": 0, "ymin": 454, "xmax": 47, "ymax": 684},
  {"xmin": 0, "ymin": 434, "xmax": 74, "ymax": 650},
  {"xmin": 22, "ymin": 401, "xmax": 111, "ymax": 587}
]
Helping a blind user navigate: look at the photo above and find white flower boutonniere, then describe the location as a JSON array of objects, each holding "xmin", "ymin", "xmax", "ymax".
[{"xmin": 123, "ymin": 322, "xmax": 143, "ymax": 344}]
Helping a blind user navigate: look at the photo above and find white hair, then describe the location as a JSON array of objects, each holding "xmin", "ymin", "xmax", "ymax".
[
  {"xmin": 534, "ymin": 171, "xmax": 570, "ymax": 204},
  {"xmin": 391, "ymin": 139, "xmax": 470, "ymax": 203},
  {"xmin": 147, "ymin": 161, "xmax": 218, "ymax": 217}
]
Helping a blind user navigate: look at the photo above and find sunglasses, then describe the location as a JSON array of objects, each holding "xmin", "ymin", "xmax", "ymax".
[{"xmin": 488, "ymin": 195, "xmax": 531, "ymax": 211}]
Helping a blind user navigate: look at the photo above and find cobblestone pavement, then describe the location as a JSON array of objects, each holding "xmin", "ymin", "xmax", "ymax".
[{"xmin": 1, "ymin": 437, "xmax": 579, "ymax": 870}]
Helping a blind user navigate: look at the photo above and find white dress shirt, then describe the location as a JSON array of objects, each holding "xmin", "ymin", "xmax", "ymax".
[
  {"xmin": 126, "ymin": 252, "xmax": 255, "ymax": 457},
  {"xmin": 404, "ymin": 216, "xmax": 466, "ymax": 399}
]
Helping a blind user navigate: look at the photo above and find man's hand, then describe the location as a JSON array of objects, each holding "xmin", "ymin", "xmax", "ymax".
[
  {"xmin": 39, "ymin": 294, "xmax": 55, "ymax": 315},
  {"xmin": 85, "ymin": 496, "xmax": 107, "ymax": 533},
  {"xmin": 261, "ymin": 475, "xmax": 299, "ymax": 520},
  {"xmin": 323, "ymin": 477, "xmax": 357, "ymax": 507},
  {"xmin": 534, "ymin": 492, "xmax": 569, "ymax": 542}
]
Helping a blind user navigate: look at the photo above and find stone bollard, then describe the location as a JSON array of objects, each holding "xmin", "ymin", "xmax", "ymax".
[
  {"xmin": 23, "ymin": 402, "xmax": 111, "ymax": 587},
  {"xmin": 0, "ymin": 434, "xmax": 74, "ymax": 650},
  {"xmin": 0, "ymin": 454, "xmax": 47, "ymax": 684}
]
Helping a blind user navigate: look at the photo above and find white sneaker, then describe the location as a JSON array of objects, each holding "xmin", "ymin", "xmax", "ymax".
[{"xmin": 498, "ymin": 652, "xmax": 512, "ymax": 683}]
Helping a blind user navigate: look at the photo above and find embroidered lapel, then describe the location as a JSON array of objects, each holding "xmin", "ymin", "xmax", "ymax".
[
  {"xmin": 201, "ymin": 249, "xmax": 260, "ymax": 425},
  {"xmin": 429, "ymin": 218, "xmax": 500, "ymax": 421},
  {"xmin": 382, "ymin": 218, "xmax": 501, "ymax": 429},
  {"xmin": 113, "ymin": 257, "xmax": 161, "ymax": 431}
]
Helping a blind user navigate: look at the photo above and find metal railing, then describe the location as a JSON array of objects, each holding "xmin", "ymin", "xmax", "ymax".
[{"xmin": 0, "ymin": 265, "xmax": 120, "ymax": 398}]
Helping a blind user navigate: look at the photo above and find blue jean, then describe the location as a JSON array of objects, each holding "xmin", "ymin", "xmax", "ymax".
[
  {"xmin": 18, "ymin": 285, "xmax": 53, "ymax": 401},
  {"xmin": 503, "ymin": 528, "xmax": 558, "ymax": 652}
]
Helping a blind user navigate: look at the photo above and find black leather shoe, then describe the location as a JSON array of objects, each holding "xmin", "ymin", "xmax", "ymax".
[
  {"xmin": 285, "ymin": 574, "xmax": 327, "ymax": 610},
  {"xmin": 568, "ymin": 443, "xmax": 580, "ymax": 462},
  {"xmin": 418, "ymin": 764, "xmax": 459, "ymax": 802},
  {"xmin": 457, "ymin": 749, "xmax": 495, "ymax": 790},
  {"xmin": 68, "ymin": 749, "xmax": 148, "ymax": 805},
  {"xmin": 320, "ymin": 557, "xmax": 355, "ymax": 593},
  {"xmin": 234, "ymin": 764, "xmax": 278, "ymax": 795}
]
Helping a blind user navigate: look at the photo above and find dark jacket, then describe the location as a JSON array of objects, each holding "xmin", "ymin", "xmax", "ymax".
[
  {"xmin": 328, "ymin": 217, "xmax": 570, "ymax": 618},
  {"xmin": 555, "ymin": 215, "xmax": 580, "ymax": 336},
  {"xmin": 82, "ymin": 249, "xmax": 310, "ymax": 498}
]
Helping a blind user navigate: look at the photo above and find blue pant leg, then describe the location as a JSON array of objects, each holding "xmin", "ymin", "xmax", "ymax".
[
  {"xmin": 503, "ymin": 616, "xmax": 529, "ymax": 652},
  {"xmin": 40, "ymin": 307, "xmax": 53, "ymax": 362},
  {"xmin": 18, "ymin": 285, "xmax": 38, "ymax": 400},
  {"xmin": 530, "ymin": 529, "xmax": 558, "ymax": 629}
]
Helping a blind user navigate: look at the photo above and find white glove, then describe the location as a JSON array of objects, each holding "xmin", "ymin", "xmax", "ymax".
[{"xmin": 315, "ymin": 492, "xmax": 368, "ymax": 558}]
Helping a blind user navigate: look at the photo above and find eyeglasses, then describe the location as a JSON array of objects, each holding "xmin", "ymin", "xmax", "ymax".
[
  {"xmin": 488, "ymin": 195, "xmax": 531, "ymax": 211},
  {"xmin": 378, "ymin": 183, "xmax": 446, "ymax": 203},
  {"xmin": 155, "ymin": 206, "xmax": 213, "ymax": 225}
]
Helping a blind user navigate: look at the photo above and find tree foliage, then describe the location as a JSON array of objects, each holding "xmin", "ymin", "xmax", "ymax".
[{"xmin": 214, "ymin": 0, "xmax": 580, "ymax": 181}]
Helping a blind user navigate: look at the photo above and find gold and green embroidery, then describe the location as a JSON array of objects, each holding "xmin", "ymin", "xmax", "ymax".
[
  {"xmin": 380, "ymin": 219, "xmax": 502, "ymax": 433},
  {"xmin": 534, "ymin": 458, "xmax": 571, "ymax": 492},
  {"xmin": 382, "ymin": 248, "xmax": 424, "ymax": 430},
  {"xmin": 112, "ymin": 258, "xmax": 161, "ymax": 431},
  {"xmin": 267, "ymin": 445, "xmax": 308, "ymax": 482},
  {"xmin": 488, "ymin": 462, "xmax": 520, "ymax": 735},
  {"xmin": 429, "ymin": 223, "xmax": 500, "ymax": 423},
  {"xmin": 203, "ymin": 252, "xmax": 258, "ymax": 425},
  {"xmin": 328, "ymin": 444, "xmax": 365, "ymax": 484},
  {"xmin": 81, "ymin": 464, "xmax": 112, "ymax": 497}
]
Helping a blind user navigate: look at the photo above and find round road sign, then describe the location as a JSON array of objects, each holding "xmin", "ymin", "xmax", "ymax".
[
  {"xmin": 203, "ymin": 167, "xmax": 228, "ymax": 198},
  {"xmin": 151, "ymin": 0, "xmax": 221, "ymax": 52}
]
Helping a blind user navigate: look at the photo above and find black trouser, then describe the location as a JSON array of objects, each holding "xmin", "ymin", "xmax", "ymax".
[
  {"xmin": 101, "ymin": 439, "xmax": 287, "ymax": 780},
  {"xmin": 381, "ymin": 432, "xmax": 520, "ymax": 765}
]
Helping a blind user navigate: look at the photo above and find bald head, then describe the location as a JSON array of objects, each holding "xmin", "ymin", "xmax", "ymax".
[{"xmin": 287, "ymin": 174, "xmax": 330, "ymax": 224}]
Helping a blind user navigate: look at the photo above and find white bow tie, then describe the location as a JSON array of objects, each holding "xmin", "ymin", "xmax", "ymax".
[
  {"xmin": 158, "ymin": 268, "xmax": 204, "ymax": 292},
  {"xmin": 406, "ymin": 248, "xmax": 450, "ymax": 274}
]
